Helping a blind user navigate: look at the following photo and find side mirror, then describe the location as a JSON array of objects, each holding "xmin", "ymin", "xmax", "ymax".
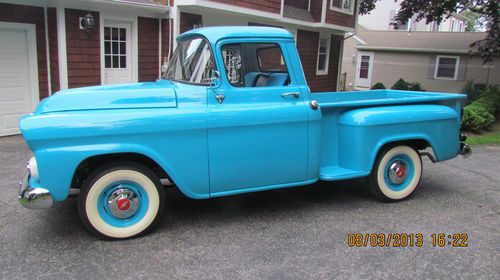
[{"xmin": 209, "ymin": 70, "xmax": 221, "ymax": 88}]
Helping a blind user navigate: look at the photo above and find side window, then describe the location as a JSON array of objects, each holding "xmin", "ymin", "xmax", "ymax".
[{"xmin": 221, "ymin": 43, "xmax": 290, "ymax": 88}]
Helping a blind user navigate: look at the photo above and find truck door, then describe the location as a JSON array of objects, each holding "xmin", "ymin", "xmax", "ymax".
[{"xmin": 207, "ymin": 40, "xmax": 309, "ymax": 195}]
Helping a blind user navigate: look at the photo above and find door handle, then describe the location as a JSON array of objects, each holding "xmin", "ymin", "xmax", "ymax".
[{"xmin": 281, "ymin": 92, "xmax": 300, "ymax": 98}]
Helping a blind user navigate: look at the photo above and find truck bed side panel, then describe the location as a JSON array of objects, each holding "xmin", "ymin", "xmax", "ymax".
[{"xmin": 320, "ymin": 105, "xmax": 460, "ymax": 180}]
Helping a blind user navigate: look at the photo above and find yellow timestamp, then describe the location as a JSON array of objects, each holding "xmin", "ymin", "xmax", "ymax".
[{"xmin": 347, "ymin": 233, "xmax": 469, "ymax": 247}]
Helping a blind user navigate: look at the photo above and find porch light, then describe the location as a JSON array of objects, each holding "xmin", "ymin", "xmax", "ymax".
[{"xmin": 80, "ymin": 13, "xmax": 95, "ymax": 33}]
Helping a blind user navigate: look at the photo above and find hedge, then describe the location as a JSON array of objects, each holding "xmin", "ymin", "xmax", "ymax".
[
  {"xmin": 371, "ymin": 82, "xmax": 386, "ymax": 89},
  {"xmin": 461, "ymin": 85, "xmax": 500, "ymax": 132},
  {"xmin": 390, "ymin": 78, "xmax": 425, "ymax": 91}
]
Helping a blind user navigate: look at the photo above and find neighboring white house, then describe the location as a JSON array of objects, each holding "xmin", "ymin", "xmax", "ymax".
[
  {"xmin": 358, "ymin": 0, "xmax": 467, "ymax": 32},
  {"xmin": 341, "ymin": 26, "xmax": 499, "ymax": 93}
]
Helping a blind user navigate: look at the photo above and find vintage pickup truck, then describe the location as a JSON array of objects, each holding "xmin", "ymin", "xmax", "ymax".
[{"xmin": 18, "ymin": 27, "xmax": 470, "ymax": 239}]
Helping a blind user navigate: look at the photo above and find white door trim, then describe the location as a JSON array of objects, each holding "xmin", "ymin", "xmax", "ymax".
[
  {"xmin": 355, "ymin": 51, "xmax": 374, "ymax": 89},
  {"xmin": 56, "ymin": 5, "xmax": 68, "ymax": 90},
  {"xmin": 100, "ymin": 15, "xmax": 138, "ymax": 85},
  {"xmin": 0, "ymin": 21, "xmax": 39, "ymax": 110}
]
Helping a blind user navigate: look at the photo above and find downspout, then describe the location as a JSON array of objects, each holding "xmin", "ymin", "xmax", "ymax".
[
  {"xmin": 158, "ymin": 17, "xmax": 162, "ymax": 80},
  {"xmin": 168, "ymin": 16, "xmax": 172, "ymax": 63}
]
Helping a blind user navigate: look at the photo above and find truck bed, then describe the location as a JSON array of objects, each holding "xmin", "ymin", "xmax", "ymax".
[
  {"xmin": 313, "ymin": 89, "xmax": 466, "ymax": 181},
  {"xmin": 314, "ymin": 89, "xmax": 465, "ymax": 108}
]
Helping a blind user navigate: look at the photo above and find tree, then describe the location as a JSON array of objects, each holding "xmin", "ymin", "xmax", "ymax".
[
  {"xmin": 359, "ymin": 0, "xmax": 500, "ymax": 63},
  {"xmin": 460, "ymin": 10, "xmax": 484, "ymax": 32}
]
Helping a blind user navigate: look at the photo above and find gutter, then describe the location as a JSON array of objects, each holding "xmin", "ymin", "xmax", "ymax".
[
  {"xmin": 355, "ymin": 46, "xmax": 469, "ymax": 54},
  {"xmin": 84, "ymin": 0, "xmax": 170, "ymax": 11}
]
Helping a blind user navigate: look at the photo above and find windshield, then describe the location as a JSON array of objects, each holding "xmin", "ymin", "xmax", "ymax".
[{"xmin": 163, "ymin": 37, "xmax": 215, "ymax": 84}]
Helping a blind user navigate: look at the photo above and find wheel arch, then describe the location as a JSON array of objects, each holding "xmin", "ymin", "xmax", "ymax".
[
  {"xmin": 72, "ymin": 152, "xmax": 171, "ymax": 187},
  {"xmin": 68, "ymin": 149, "xmax": 205, "ymax": 200},
  {"xmin": 369, "ymin": 136, "xmax": 435, "ymax": 172}
]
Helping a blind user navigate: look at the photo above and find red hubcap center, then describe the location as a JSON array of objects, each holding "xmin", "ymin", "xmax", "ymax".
[
  {"xmin": 396, "ymin": 166, "xmax": 405, "ymax": 178},
  {"xmin": 117, "ymin": 197, "xmax": 131, "ymax": 211}
]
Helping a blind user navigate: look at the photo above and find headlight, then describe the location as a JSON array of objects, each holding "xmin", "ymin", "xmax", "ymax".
[{"xmin": 27, "ymin": 157, "xmax": 39, "ymax": 179}]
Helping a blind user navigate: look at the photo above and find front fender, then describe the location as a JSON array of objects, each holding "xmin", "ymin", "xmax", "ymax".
[
  {"xmin": 35, "ymin": 143, "xmax": 210, "ymax": 201},
  {"xmin": 337, "ymin": 105, "xmax": 460, "ymax": 173}
]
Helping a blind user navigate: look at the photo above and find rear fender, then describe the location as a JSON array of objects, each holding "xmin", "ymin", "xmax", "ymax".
[{"xmin": 337, "ymin": 105, "xmax": 460, "ymax": 173}]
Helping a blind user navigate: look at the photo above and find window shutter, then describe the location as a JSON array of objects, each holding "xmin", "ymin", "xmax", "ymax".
[
  {"xmin": 456, "ymin": 56, "xmax": 468, "ymax": 81},
  {"xmin": 427, "ymin": 55, "xmax": 437, "ymax": 79}
]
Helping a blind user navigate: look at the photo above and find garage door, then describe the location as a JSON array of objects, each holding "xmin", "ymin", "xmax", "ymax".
[{"xmin": 0, "ymin": 22, "xmax": 39, "ymax": 136}]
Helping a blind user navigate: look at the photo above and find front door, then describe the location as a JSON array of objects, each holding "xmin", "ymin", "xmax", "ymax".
[
  {"xmin": 208, "ymin": 41, "xmax": 308, "ymax": 195},
  {"xmin": 103, "ymin": 21, "xmax": 132, "ymax": 84},
  {"xmin": 355, "ymin": 52, "xmax": 374, "ymax": 89}
]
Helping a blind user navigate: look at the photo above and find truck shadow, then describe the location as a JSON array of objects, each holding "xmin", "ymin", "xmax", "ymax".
[
  {"xmin": 30, "ymin": 177, "xmax": 446, "ymax": 241},
  {"xmin": 158, "ymin": 179, "xmax": 373, "ymax": 231}
]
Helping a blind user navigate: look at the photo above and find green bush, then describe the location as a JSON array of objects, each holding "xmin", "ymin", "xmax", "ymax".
[
  {"xmin": 462, "ymin": 80, "xmax": 480, "ymax": 104},
  {"xmin": 408, "ymin": 82, "xmax": 425, "ymax": 92},
  {"xmin": 475, "ymin": 85, "xmax": 500, "ymax": 113},
  {"xmin": 461, "ymin": 85, "xmax": 500, "ymax": 132},
  {"xmin": 391, "ymin": 78, "xmax": 409, "ymax": 90},
  {"xmin": 371, "ymin": 82, "xmax": 386, "ymax": 89},
  {"xmin": 462, "ymin": 104, "xmax": 495, "ymax": 132}
]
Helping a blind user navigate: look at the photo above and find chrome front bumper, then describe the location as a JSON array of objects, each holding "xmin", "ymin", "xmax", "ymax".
[{"xmin": 18, "ymin": 171, "xmax": 53, "ymax": 209}]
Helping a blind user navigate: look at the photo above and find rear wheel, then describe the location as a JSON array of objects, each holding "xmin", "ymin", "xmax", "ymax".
[
  {"xmin": 78, "ymin": 162, "xmax": 165, "ymax": 240},
  {"xmin": 369, "ymin": 145, "xmax": 422, "ymax": 202}
]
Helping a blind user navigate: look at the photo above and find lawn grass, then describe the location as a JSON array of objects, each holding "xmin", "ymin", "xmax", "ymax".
[{"xmin": 466, "ymin": 132, "xmax": 500, "ymax": 145}]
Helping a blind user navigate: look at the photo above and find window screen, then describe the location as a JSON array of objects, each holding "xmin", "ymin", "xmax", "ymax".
[{"xmin": 436, "ymin": 57, "xmax": 458, "ymax": 79}]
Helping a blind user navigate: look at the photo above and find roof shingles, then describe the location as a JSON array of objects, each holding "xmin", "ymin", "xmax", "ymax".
[{"xmin": 355, "ymin": 26, "xmax": 487, "ymax": 53}]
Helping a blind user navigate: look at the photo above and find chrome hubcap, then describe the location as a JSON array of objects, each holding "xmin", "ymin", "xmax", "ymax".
[
  {"xmin": 388, "ymin": 160, "xmax": 408, "ymax": 184},
  {"xmin": 107, "ymin": 188, "xmax": 140, "ymax": 219}
]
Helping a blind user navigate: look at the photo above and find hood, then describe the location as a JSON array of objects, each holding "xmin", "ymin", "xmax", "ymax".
[{"xmin": 35, "ymin": 80, "xmax": 177, "ymax": 114}]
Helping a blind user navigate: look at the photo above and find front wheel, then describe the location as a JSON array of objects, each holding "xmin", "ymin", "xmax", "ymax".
[
  {"xmin": 369, "ymin": 145, "xmax": 422, "ymax": 202},
  {"xmin": 78, "ymin": 162, "xmax": 165, "ymax": 240}
]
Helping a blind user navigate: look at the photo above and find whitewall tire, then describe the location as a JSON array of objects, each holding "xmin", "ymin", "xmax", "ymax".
[
  {"xmin": 369, "ymin": 145, "xmax": 422, "ymax": 202},
  {"xmin": 78, "ymin": 162, "xmax": 165, "ymax": 240}
]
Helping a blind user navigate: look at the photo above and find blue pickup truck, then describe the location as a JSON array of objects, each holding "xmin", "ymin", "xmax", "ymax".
[{"xmin": 18, "ymin": 27, "xmax": 470, "ymax": 239}]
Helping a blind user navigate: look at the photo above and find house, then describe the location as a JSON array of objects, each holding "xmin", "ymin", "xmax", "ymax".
[
  {"xmin": 358, "ymin": 0, "xmax": 467, "ymax": 32},
  {"xmin": 341, "ymin": 26, "xmax": 499, "ymax": 92},
  {"xmin": 0, "ymin": 0, "xmax": 358, "ymax": 136}
]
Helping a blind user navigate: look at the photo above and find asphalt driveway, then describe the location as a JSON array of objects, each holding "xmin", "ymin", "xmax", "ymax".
[{"xmin": 0, "ymin": 135, "xmax": 499, "ymax": 279}]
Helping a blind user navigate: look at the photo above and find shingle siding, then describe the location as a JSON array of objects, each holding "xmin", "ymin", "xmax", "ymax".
[
  {"xmin": 297, "ymin": 29, "xmax": 341, "ymax": 92},
  {"xmin": 65, "ymin": 8, "xmax": 101, "ymax": 88},
  {"xmin": 325, "ymin": 0, "xmax": 357, "ymax": 28},
  {"xmin": 47, "ymin": 7, "xmax": 59, "ymax": 93},
  {"xmin": 138, "ymin": 17, "xmax": 159, "ymax": 82},
  {"xmin": 210, "ymin": 0, "xmax": 281, "ymax": 14}
]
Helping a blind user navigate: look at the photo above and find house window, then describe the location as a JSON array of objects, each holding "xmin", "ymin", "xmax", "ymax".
[
  {"xmin": 331, "ymin": 0, "xmax": 354, "ymax": 14},
  {"xmin": 316, "ymin": 36, "xmax": 330, "ymax": 75},
  {"xmin": 430, "ymin": 22, "xmax": 439, "ymax": 32},
  {"xmin": 104, "ymin": 27, "xmax": 127, "ymax": 69},
  {"xmin": 459, "ymin": 21, "xmax": 464, "ymax": 31},
  {"xmin": 450, "ymin": 19, "xmax": 455, "ymax": 31},
  {"xmin": 434, "ymin": 56, "xmax": 459, "ymax": 80}
]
